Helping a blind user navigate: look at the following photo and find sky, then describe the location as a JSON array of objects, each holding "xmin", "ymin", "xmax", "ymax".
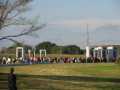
[{"xmin": 1, "ymin": 0, "xmax": 120, "ymax": 48}]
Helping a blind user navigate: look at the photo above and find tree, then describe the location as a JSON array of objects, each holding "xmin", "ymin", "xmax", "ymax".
[
  {"xmin": 0, "ymin": 0, "xmax": 45, "ymax": 43},
  {"xmin": 50, "ymin": 46, "xmax": 61, "ymax": 54},
  {"xmin": 35, "ymin": 41, "xmax": 56, "ymax": 54},
  {"xmin": 7, "ymin": 43, "xmax": 32, "ymax": 53},
  {"xmin": 62, "ymin": 45, "xmax": 81, "ymax": 54}
]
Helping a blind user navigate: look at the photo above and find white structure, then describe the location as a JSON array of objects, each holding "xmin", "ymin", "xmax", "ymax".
[
  {"xmin": 92, "ymin": 45, "xmax": 118, "ymax": 62},
  {"xmin": 33, "ymin": 48, "xmax": 36, "ymax": 58},
  {"xmin": 86, "ymin": 46, "xmax": 90, "ymax": 58},
  {"xmin": 93, "ymin": 47, "xmax": 103, "ymax": 59},
  {"xmin": 39, "ymin": 49, "xmax": 46, "ymax": 58},
  {"xmin": 16, "ymin": 47, "xmax": 24, "ymax": 59},
  {"xmin": 28, "ymin": 49, "xmax": 31, "ymax": 58},
  {"xmin": 107, "ymin": 46, "xmax": 114, "ymax": 61}
]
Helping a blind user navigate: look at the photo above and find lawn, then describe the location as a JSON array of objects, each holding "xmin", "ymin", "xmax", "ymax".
[
  {"xmin": 0, "ymin": 53, "xmax": 84, "ymax": 58},
  {"xmin": 0, "ymin": 63, "xmax": 120, "ymax": 90}
]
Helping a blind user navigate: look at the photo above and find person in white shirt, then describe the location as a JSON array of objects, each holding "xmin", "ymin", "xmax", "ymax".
[{"xmin": 7, "ymin": 57, "xmax": 11, "ymax": 64}]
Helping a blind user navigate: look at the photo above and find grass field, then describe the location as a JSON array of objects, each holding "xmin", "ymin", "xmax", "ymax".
[
  {"xmin": 0, "ymin": 53, "xmax": 84, "ymax": 58},
  {"xmin": 0, "ymin": 63, "xmax": 120, "ymax": 90}
]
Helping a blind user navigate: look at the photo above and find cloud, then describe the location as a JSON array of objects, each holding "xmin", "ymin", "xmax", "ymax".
[{"xmin": 49, "ymin": 19, "xmax": 120, "ymax": 29}]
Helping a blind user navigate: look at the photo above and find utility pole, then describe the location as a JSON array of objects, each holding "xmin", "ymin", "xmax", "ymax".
[
  {"xmin": 85, "ymin": 24, "xmax": 90, "ymax": 63},
  {"xmin": 86, "ymin": 24, "xmax": 89, "ymax": 47}
]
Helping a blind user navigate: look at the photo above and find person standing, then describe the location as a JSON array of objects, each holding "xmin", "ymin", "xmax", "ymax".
[{"xmin": 8, "ymin": 68, "xmax": 17, "ymax": 90}]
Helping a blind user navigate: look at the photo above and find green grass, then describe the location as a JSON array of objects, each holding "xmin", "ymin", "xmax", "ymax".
[
  {"xmin": 0, "ymin": 63, "xmax": 120, "ymax": 90},
  {"xmin": 0, "ymin": 53, "xmax": 84, "ymax": 58},
  {"xmin": 0, "ymin": 63, "xmax": 120, "ymax": 77}
]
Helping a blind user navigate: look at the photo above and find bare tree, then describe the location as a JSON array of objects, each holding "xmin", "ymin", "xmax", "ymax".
[{"xmin": 0, "ymin": 0, "xmax": 45, "ymax": 43}]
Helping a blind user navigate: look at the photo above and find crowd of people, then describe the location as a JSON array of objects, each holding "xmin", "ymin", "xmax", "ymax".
[
  {"xmin": 0, "ymin": 56, "xmax": 85, "ymax": 64},
  {"xmin": 0, "ymin": 56, "xmax": 18, "ymax": 64},
  {"xmin": 24, "ymin": 56, "xmax": 85, "ymax": 64},
  {"xmin": 0, "ymin": 55, "xmax": 115, "ymax": 65}
]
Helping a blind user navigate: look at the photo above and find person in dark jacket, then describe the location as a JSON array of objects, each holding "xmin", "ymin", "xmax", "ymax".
[{"xmin": 8, "ymin": 68, "xmax": 17, "ymax": 90}]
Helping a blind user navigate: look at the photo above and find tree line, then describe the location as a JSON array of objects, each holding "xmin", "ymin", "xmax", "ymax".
[{"xmin": 4, "ymin": 41, "xmax": 85, "ymax": 54}]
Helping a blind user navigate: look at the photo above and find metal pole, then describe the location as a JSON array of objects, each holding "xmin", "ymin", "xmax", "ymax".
[
  {"xmin": 28, "ymin": 49, "xmax": 31, "ymax": 58},
  {"xmin": 33, "ymin": 47, "xmax": 36, "ymax": 60},
  {"xmin": 86, "ymin": 24, "xmax": 89, "ymax": 63}
]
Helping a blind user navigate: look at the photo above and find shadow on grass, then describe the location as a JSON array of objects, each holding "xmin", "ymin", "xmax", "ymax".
[
  {"xmin": 17, "ymin": 74, "xmax": 120, "ymax": 83},
  {"xmin": 0, "ymin": 73, "xmax": 9, "ymax": 90},
  {"xmin": 1, "ymin": 73, "xmax": 120, "ymax": 83},
  {"xmin": 1, "ymin": 73, "xmax": 120, "ymax": 90}
]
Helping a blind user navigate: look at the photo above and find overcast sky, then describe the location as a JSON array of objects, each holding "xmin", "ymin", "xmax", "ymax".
[{"xmin": 1, "ymin": 0, "xmax": 120, "ymax": 48}]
